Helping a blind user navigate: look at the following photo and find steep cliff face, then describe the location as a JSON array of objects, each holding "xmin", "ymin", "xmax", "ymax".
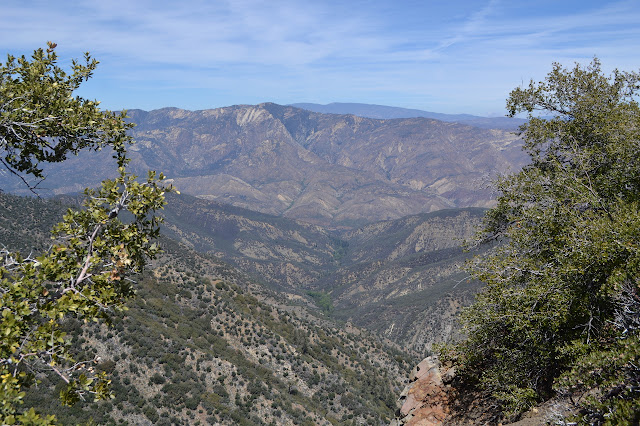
[
  {"xmin": 392, "ymin": 357, "xmax": 453, "ymax": 426},
  {"xmin": 5, "ymin": 103, "xmax": 526, "ymax": 228}
]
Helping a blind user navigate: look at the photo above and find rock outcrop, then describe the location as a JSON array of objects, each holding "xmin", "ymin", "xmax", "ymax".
[
  {"xmin": 393, "ymin": 356, "xmax": 453, "ymax": 426},
  {"xmin": 393, "ymin": 357, "xmax": 578, "ymax": 425}
]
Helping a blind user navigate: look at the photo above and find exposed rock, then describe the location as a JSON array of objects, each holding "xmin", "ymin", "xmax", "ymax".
[
  {"xmin": 394, "ymin": 357, "xmax": 578, "ymax": 426},
  {"xmin": 393, "ymin": 356, "xmax": 451, "ymax": 426}
]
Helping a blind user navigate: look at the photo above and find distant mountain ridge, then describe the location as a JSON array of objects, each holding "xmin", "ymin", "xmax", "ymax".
[
  {"xmin": 3, "ymin": 103, "xmax": 527, "ymax": 228},
  {"xmin": 289, "ymin": 102, "xmax": 527, "ymax": 130}
]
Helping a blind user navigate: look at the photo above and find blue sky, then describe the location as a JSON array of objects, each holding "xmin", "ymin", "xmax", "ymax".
[{"xmin": 2, "ymin": 0, "xmax": 639, "ymax": 116}]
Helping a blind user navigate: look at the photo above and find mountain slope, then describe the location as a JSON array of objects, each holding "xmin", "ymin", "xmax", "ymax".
[
  {"xmin": 0, "ymin": 192, "xmax": 416, "ymax": 425},
  {"xmin": 321, "ymin": 208, "xmax": 487, "ymax": 351},
  {"xmin": 159, "ymin": 191, "xmax": 339, "ymax": 290}
]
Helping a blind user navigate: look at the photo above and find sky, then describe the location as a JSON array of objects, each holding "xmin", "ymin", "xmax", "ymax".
[{"xmin": 1, "ymin": 0, "xmax": 639, "ymax": 116}]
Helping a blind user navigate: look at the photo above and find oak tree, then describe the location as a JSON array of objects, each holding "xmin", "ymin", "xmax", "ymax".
[
  {"xmin": 0, "ymin": 43, "xmax": 169, "ymax": 424},
  {"xmin": 441, "ymin": 59, "xmax": 640, "ymax": 424}
]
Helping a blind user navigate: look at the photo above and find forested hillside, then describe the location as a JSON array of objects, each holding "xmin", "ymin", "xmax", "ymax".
[
  {"xmin": 1, "ymin": 192, "xmax": 415, "ymax": 425},
  {"xmin": 157, "ymin": 192, "xmax": 487, "ymax": 352}
]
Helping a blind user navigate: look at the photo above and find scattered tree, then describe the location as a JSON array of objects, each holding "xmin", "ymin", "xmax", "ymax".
[
  {"xmin": 441, "ymin": 59, "xmax": 640, "ymax": 423},
  {"xmin": 0, "ymin": 43, "xmax": 169, "ymax": 424}
]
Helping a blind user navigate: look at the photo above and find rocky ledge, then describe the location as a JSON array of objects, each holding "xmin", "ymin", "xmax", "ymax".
[{"xmin": 392, "ymin": 356, "xmax": 454, "ymax": 426}]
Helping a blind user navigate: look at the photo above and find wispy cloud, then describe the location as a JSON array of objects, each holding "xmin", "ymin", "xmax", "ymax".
[
  {"xmin": 1, "ymin": 0, "xmax": 638, "ymax": 115},
  {"xmin": 435, "ymin": 0, "xmax": 500, "ymax": 50}
]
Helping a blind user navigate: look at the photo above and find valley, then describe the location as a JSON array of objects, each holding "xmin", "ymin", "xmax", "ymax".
[
  {"xmin": 1, "ymin": 188, "xmax": 486, "ymax": 424},
  {"xmin": 160, "ymin": 192, "xmax": 488, "ymax": 352},
  {"xmin": 0, "ymin": 103, "xmax": 526, "ymax": 424}
]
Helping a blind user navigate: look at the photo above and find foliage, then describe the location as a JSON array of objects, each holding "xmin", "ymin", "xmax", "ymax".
[
  {"xmin": 440, "ymin": 59, "xmax": 640, "ymax": 422},
  {"xmin": 0, "ymin": 42, "xmax": 133, "ymax": 191},
  {"xmin": 0, "ymin": 44, "xmax": 168, "ymax": 424},
  {"xmin": 307, "ymin": 290, "xmax": 334, "ymax": 315}
]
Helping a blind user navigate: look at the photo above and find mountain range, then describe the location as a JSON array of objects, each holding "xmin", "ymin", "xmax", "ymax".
[
  {"xmin": 4, "ymin": 103, "xmax": 527, "ymax": 228},
  {"xmin": 290, "ymin": 102, "xmax": 527, "ymax": 130}
]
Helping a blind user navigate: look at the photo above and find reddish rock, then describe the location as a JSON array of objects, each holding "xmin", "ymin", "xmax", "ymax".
[{"xmin": 395, "ymin": 357, "xmax": 450, "ymax": 426}]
